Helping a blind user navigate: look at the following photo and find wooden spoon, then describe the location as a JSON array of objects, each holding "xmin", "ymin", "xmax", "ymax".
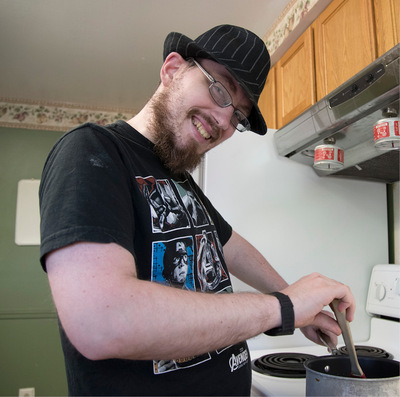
[{"xmin": 331, "ymin": 299, "xmax": 366, "ymax": 378}]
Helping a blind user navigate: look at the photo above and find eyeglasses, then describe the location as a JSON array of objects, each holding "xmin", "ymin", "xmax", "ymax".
[{"xmin": 189, "ymin": 58, "xmax": 251, "ymax": 132}]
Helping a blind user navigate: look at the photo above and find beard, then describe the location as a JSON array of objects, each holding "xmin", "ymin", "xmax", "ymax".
[{"xmin": 149, "ymin": 88, "xmax": 217, "ymax": 175}]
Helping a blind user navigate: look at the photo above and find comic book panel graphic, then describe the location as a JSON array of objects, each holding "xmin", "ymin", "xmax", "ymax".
[
  {"xmin": 173, "ymin": 181, "xmax": 210, "ymax": 227},
  {"xmin": 136, "ymin": 177, "xmax": 190, "ymax": 233},
  {"xmin": 196, "ymin": 230, "xmax": 228, "ymax": 292},
  {"xmin": 153, "ymin": 353, "xmax": 211, "ymax": 375},
  {"xmin": 213, "ymin": 231, "xmax": 223, "ymax": 254},
  {"xmin": 152, "ymin": 237, "xmax": 195, "ymax": 291}
]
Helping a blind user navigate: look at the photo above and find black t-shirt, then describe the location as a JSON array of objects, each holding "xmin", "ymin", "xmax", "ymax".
[{"xmin": 39, "ymin": 121, "xmax": 251, "ymax": 396}]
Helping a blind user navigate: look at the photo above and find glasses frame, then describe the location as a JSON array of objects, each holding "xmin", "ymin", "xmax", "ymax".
[{"xmin": 188, "ymin": 58, "xmax": 251, "ymax": 132}]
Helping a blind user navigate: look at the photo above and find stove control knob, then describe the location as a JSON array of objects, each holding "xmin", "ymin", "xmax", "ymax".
[{"xmin": 375, "ymin": 283, "xmax": 386, "ymax": 301}]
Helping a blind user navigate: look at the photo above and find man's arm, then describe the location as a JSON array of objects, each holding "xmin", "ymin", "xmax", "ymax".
[
  {"xmin": 45, "ymin": 241, "xmax": 282, "ymax": 361},
  {"xmin": 46, "ymin": 240, "xmax": 354, "ymax": 361},
  {"xmin": 223, "ymin": 231, "xmax": 289, "ymax": 293},
  {"xmin": 223, "ymin": 230, "xmax": 345, "ymax": 345}
]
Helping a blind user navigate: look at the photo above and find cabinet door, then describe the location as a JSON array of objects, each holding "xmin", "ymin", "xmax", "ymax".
[
  {"xmin": 276, "ymin": 28, "xmax": 316, "ymax": 127},
  {"xmin": 314, "ymin": 0, "xmax": 377, "ymax": 100},
  {"xmin": 258, "ymin": 65, "xmax": 277, "ymax": 130},
  {"xmin": 374, "ymin": 0, "xmax": 400, "ymax": 57}
]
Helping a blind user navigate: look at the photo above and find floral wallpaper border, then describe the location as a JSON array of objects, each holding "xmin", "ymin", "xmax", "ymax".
[
  {"xmin": 0, "ymin": 98, "xmax": 133, "ymax": 132},
  {"xmin": 264, "ymin": 0, "xmax": 321, "ymax": 55}
]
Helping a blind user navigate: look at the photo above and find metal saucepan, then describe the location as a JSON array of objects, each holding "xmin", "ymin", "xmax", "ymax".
[{"xmin": 305, "ymin": 355, "xmax": 400, "ymax": 396}]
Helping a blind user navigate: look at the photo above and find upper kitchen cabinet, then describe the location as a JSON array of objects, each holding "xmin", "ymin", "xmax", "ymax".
[
  {"xmin": 374, "ymin": 0, "xmax": 400, "ymax": 57},
  {"xmin": 313, "ymin": 0, "xmax": 377, "ymax": 100},
  {"xmin": 258, "ymin": 65, "xmax": 277, "ymax": 130},
  {"xmin": 275, "ymin": 28, "xmax": 315, "ymax": 127}
]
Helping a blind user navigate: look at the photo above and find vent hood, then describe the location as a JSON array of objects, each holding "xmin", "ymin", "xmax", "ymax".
[{"xmin": 274, "ymin": 44, "xmax": 399, "ymax": 183}]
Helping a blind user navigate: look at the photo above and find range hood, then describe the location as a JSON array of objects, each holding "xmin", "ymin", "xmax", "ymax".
[{"xmin": 274, "ymin": 44, "xmax": 399, "ymax": 183}]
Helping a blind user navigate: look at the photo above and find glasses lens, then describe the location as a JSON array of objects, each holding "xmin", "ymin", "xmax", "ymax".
[
  {"xmin": 210, "ymin": 82, "xmax": 232, "ymax": 107},
  {"xmin": 208, "ymin": 78, "xmax": 251, "ymax": 132},
  {"xmin": 232, "ymin": 109, "xmax": 250, "ymax": 132}
]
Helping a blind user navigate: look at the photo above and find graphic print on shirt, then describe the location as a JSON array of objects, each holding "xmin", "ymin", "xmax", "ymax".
[
  {"xmin": 151, "ymin": 237, "xmax": 195, "ymax": 290},
  {"xmin": 136, "ymin": 176, "xmax": 190, "ymax": 233},
  {"xmin": 137, "ymin": 176, "xmax": 232, "ymax": 374},
  {"xmin": 151, "ymin": 236, "xmax": 211, "ymax": 374},
  {"xmin": 196, "ymin": 230, "xmax": 229, "ymax": 292},
  {"xmin": 153, "ymin": 353, "xmax": 212, "ymax": 375},
  {"xmin": 228, "ymin": 345, "xmax": 250, "ymax": 373},
  {"xmin": 173, "ymin": 180, "xmax": 210, "ymax": 227}
]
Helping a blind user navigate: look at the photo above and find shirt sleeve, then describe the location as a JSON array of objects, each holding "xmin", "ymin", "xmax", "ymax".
[{"xmin": 39, "ymin": 124, "xmax": 135, "ymax": 271}]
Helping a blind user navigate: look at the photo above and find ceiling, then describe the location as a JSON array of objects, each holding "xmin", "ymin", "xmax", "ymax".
[{"xmin": 0, "ymin": 0, "xmax": 291, "ymax": 114}]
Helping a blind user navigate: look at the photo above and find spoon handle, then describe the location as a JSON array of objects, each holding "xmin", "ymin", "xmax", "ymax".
[{"xmin": 331, "ymin": 299, "xmax": 365, "ymax": 377}]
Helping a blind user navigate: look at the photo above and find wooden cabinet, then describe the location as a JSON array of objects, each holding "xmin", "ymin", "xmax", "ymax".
[
  {"xmin": 313, "ymin": 0, "xmax": 377, "ymax": 100},
  {"xmin": 374, "ymin": 0, "xmax": 400, "ymax": 57},
  {"xmin": 269, "ymin": 0, "xmax": 399, "ymax": 128},
  {"xmin": 275, "ymin": 28, "xmax": 316, "ymax": 127},
  {"xmin": 258, "ymin": 66, "xmax": 277, "ymax": 130}
]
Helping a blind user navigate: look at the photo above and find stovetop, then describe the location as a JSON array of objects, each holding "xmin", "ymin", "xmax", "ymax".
[
  {"xmin": 250, "ymin": 317, "xmax": 400, "ymax": 397},
  {"xmin": 249, "ymin": 265, "xmax": 400, "ymax": 397},
  {"xmin": 252, "ymin": 344, "xmax": 393, "ymax": 379}
]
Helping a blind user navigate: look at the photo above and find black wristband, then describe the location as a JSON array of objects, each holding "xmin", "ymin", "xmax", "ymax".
[{"xmin": 264, "ymin": 292, "xmax": 295, "ymax": 336}]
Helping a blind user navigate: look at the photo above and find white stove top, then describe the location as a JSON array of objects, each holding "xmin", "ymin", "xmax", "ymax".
[
  {"xmin": 250, "ymin": 317, "xmax": 400, "ymax": 397},
  {"xmin": 249, "ymin": 265, "xmax": 400, "ymax": 397}
]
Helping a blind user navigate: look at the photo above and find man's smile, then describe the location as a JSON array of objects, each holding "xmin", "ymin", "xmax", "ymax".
[{"xmin": 191, "ymin": 117, "xmax": 211, "ymax": 140}]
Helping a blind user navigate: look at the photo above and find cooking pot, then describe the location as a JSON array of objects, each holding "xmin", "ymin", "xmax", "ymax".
[{"xmin": 305, "ymin": 356, "xmax": 400, "ymax": 396}]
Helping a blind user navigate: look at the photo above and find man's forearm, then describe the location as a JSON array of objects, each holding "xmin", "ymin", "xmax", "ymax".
[
  {"xmin": 223, "ymin": 231, "xmax": 289, "ymax": 293},
  {"xmin": 46, "ymin": 241, "xmax": 282, "ymax": 362},
  {"xmin": 47, "ymin": 241, "xmax": 354, "ymax": 362}
]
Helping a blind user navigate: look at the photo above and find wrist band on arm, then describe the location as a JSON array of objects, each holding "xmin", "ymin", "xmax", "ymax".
[{"xmin": 264, "ymin": 291, "xmax": 295, "ymax": 336}]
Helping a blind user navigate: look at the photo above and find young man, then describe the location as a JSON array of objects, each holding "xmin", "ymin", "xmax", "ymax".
[{"xmin": 40, "ymin": 25, "xmax": 355, "ymax": 396}]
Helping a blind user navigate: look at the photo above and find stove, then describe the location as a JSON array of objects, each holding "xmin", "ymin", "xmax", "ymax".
[{"xmin": 249, "ymin": 264, "xmax": 400, "ymax": 396}]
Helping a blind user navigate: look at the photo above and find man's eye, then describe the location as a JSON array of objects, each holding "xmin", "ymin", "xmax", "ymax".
[{"xmin": 214, "ymin": 85, "xmax": 224, "ymax": 95}]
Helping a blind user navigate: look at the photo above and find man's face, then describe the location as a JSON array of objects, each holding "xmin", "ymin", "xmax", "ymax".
[
  {"xmin": 150, "ymin": 58, "xmax": 252, "ymax": 174},
  {"xmin": 172, "ymin": 253, "xmax": 188, "ymax": 283},
  {"xmin": 172, "ymin": 241, "xmax": 188, "ymax": 283}
]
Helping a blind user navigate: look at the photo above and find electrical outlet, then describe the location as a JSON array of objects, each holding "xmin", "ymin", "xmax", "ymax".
[{"xmin": 18, "ymin": 388, "xmax": 35, "ymax": 397}]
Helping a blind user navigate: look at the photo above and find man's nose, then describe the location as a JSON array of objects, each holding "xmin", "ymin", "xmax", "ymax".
[{"xmin": 213, "ymin": 105, "xmax": 235, "ymax": 132}]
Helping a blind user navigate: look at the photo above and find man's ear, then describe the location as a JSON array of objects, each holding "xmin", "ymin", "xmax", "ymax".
[{"xmin": 160, "ymin": 52, "xmax": 186, "ymax": 86}]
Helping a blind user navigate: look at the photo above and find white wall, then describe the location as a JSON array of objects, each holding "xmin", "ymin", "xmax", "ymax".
[{"xmin": 204, "ymin": 130, "xmax": 388, "ymax": 347}]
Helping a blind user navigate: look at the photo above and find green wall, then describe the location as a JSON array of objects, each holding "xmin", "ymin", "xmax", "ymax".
[{"xmin": 0, "ymin": 127, "xmax": 67, "ymax": 396}]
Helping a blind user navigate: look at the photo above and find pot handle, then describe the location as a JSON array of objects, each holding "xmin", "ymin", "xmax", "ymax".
[{"xmin": 317, "ymin": 330, "xmax": 339, "ymax": 355}]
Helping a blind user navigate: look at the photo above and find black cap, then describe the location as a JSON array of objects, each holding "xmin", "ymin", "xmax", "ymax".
[{"xmin": 163, "ymin": 25, "xmax": 270, "ymax": 135}]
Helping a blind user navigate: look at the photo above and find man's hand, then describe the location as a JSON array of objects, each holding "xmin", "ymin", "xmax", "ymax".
[
  {"xmin": 281, "ymin": 273, "xmax": 355, "ymax": 337},
  {"xmin": 300, "ymin": 311, "xmax": 339, "ymax": 347}
]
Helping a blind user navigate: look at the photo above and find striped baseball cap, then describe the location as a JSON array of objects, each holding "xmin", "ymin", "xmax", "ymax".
[{"xmin": 163, "ymin": 25, "xmax": 270, "ymax": 135}]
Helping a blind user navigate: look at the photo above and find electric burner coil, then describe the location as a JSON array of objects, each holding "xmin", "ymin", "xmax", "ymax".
[
  {"xmin": 251, "ymin": 352, "xmax": 316, "ymax": 378},
  {"xmin": 338, "ymin": 345, "xmax": 393, "ymax": 359}
]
